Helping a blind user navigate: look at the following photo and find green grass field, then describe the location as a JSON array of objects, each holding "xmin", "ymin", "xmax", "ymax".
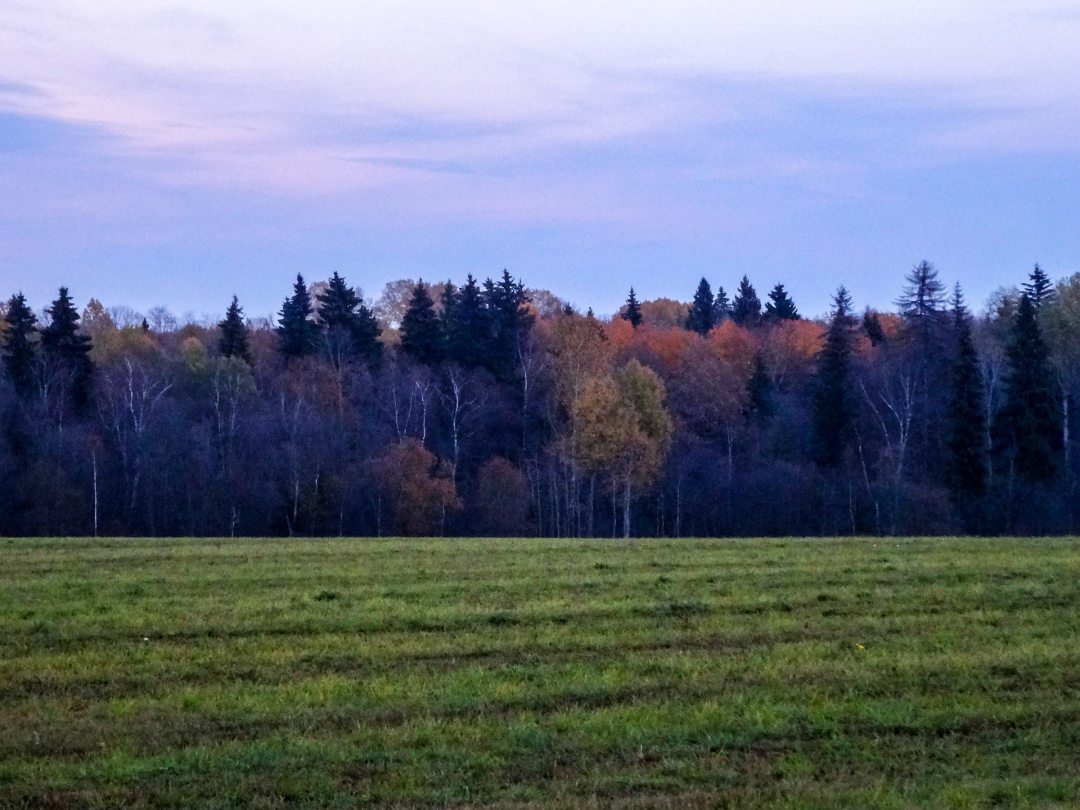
[{"xmin": 1, "ymin": 537, "xmax": 1079, "ymax": 809}]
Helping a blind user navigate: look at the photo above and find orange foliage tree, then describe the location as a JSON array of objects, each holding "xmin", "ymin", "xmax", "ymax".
[{"xmin": 371, "ymin": 438, "xmax": 461, "ymax": 536}]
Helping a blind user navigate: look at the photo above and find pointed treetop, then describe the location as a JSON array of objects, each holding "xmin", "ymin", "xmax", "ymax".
[
  {"xmin": 1022, "ymin": 263, "xmax": 1055, "ymax": 312},
  {"xmin": 897, "ymin": 260, "xmax": 946, "ymax": 320},
  {"xmin": 400, "ymin": 279, "xmax": 444, "ymax": 366},
  {"xmin": 685, "ymin": 277, "xmax": 715, "ymax": 335},
  {"xmin": 621, "ymin": 287, "xmax": 643, "ymax": 329},
  {"xmin": 731, "ymin": 276, "xmax": 762, "ymax": 327},
  {"xmin": 764, "ymin": 283, "xmax": 800, "ymax": 321},
  {"xmin": 277, "ymin": 274, "xmax": 320, "ymax": 359},
  {"xmin": 713, "ymin": 285, "xmax": 731, "ymax": 323},
  {"xmin": 2, "ymin": 292, "xmax": 39, "ymax": 396},
  {"xmin": 219, "ymin": 295, "xmax": 250, "ymax": 361}
]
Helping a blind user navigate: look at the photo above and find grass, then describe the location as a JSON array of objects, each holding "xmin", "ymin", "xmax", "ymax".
[{"xmin": 0, "ymin": 536, "xmax": 1078, "ymax": 808}]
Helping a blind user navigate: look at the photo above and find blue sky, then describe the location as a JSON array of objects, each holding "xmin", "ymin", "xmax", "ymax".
[{"xmin": 2, "ymin": 2, "xmax": 1079, "ymax": 321}]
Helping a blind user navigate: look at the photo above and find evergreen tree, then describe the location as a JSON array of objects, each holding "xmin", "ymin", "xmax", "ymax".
[
  {"xmin": 42, "ymin": 287, "xmax": 94, "ymax": 410},
  {"xmin": 862, "ymin": 309, "xmax": 885, "ymax": 346},
  {"xmin": 445, "ymin": 274, "xmax": 489, "ymax": 369},
  {"xmin": 218, "ymin": 296, "xmax": 249, "ymax": 362},
  {"xmin": 440, "ymin": 280, "xmax": 457, "ymax": 331},
  {"xmin": 277, "ymin": 274, "xmax": 320, "ymax": 359},
  {"xmin": 483, "ymin": 270, "xmax": 532, "ymax": 378},
  {"xmin": 1022, "ymin": 263, "xmax": 1055, "ymax": 312},
  {"xmin": 685, "ymin": 278, "xmax": 715, "ymax": 335},
  {"xmin": 622, "ymin": 287, "xmax": 643, "ymax": 329},
  {"xmin": 812, "ymin": 287, "xmax": 856, "ymax": 467},
  {"xmin": 353, "ymin": 298, "xmax": 382, "ymax": 367},
  {"xmin": 897, "ymin": 260, "xmax": 946, "ymax": 323},
  {"xmin": 731, "ymin": 276, "xmax": 762, "ymax": 327},
  {"xmin": 997, "ymin": 293, "xmax": 1062, "ymax": 482},
  {"xmin": 764, "ymin": 283, "xmax": 799, "ymax": 321},
  {"xmin": 2, "ymin": 293, "xmax": 38, "ymax": 397},
  {"xmin": 746, "ymin": 354, "xmax": 773, "ymax": 421},
  {"xmin": 945, "ymin": 286, "xmax": 988, "ymax": 508},
  {"xmin": 713, "ymin": 286, "xmax": 731, "ymax": 324},
  {"xmin": 400, "ymin": 280, "xmax": 444, "ymax": 366},
  {"xmin": 316, "ymin": 272, "xmax": 382, "ymax": 367}
]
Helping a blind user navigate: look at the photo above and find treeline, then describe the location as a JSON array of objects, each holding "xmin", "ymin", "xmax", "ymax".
[{"xmin": 1, "ymin": 263, "xmax": 1077, "ymax": 537}]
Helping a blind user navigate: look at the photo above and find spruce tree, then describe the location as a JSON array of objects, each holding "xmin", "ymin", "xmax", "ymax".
[
  {"xmin": 316, "ymin": 272, "xmax": 382, "ymax": 368},
  {"xmin": 897, "ymin": 260, "xmax": 946, "ymax": 323},
  {"xmin": 713, "ymin": 286, "xmax": 731, "ymax": 324},
  {"xmin": 1022, "ymin": 263, "xmax": 1055, "ymax": 312},
  {"xmin": 945, "ymin": 286, "xmax": 988, "ymax": 508},
  {"xmin": 400, "ymin": 280, "xmax": 444, "ymax": 366},
  {"xmin": 685, "ymin": 278, "xmax": 715, "ymax": 335},
  {"xmin": 483, "ymin": 270, "xmax": 532, "ymax": 377},
  {"xmin": 812, "ymin": 287, "xmax": 856, "ymax": 467},
  {"xmin": 440, "ymin": 280, "xmax": 457, "ymax": 333},
  {"xmin": 862, "ymin": 309, "xmax": 886, "ymax": 346},
  {"xmin": 731, "ymin": 276, "xmax": 762, "ymax": 327},
  {"xmin": 218, "ymin": 296, "xmax": 250, "ymax": 362},
  {"xmin": 445, "ymin": 274, "xmax": 489, "ymax": 369},
  {"xmin": 764, "ymin": 283, "xmax": 799, "ymax": 321},
  {"xmin": 2, "ymin": 293, "xmax": 38, "ymax": 397},
  {"xmin": 622, "ymin": 287, "xmax": 643, "ymax": 329},
  {"xmin": 997, "ymin": 293, "xmax": 1062, "ymax": 482},
  {"xmin": 41, "ymin": 288, "xmax": 94, "ymax": 413},
  {"xmin": 277, "ymin": 274, "xmax": 319, "ymax": 359}
]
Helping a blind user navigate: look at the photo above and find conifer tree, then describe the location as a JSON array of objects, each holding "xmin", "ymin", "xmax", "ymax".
[
  {"xmin": 483, "ymin": 270, "xmax": 532, "ymax": 377},
  {"xmin": 897, "ymin": 260, "xmax": 946, "ymax": 323},
  {"xmin": 764, "ymin": 283, "xmax": 799, "ymax": 321},
  {"xmin": 41, "ymin": 287, "xmax": 94, "ymax": 410},
  {"xmin": 746, "ymin": 354, "xmax": 773, "ymax": 420},
  {"xmin": 440, "ymin": 280, "xmax": 457, "ymax": 332},
  {"xmin": 400, "ymin": 280, "xmax": 444, "ymax": 366},
  {"xmin": 1022, "ymin": 263, "xmax": 1055, "ymax": 312},
  {"xmin": 2, "ymin": 293, "xmax": 38, "ymax": 397},
  {"xmin": 713, "ymin": 286, "xmax": 731, "ymax": 324},
  {"xmin": 945, "ymin": 286, "xmax": 988, "ymax": 508},
  {"xmin": 277, "ymin": 274, "xmax": 319, "ymax": 359},
  {"xmin": 316, "ymin": 272, "xmax": 381, "ymax": 367},
  {"xmin": 685, "ymin": 278, "xmax": 715, "ymax": 335},
  {"xmin": 218, "ymin": 296, "xmax": 250, "ymax": 362},
  {"xmin": 997, "ymin": 293, "xmax": 1062, "ymax": 482},
  {"xmin": 731, "ymin": 275, "xmax": 762, "ymax": 327},
  {"xmin": 812, "ymin": 287, "xmax": 856, "ymax": 467},
  {"xmin": 622, "ymin": 287, "xmax": 643, "ymax": 329},
  {"xmin": 445, "ymin": 274, "xmax": 489, "ymax": 369},
  {"xmin": 862, "ymin": 309, "xmax": 885, "ymax": 346}
]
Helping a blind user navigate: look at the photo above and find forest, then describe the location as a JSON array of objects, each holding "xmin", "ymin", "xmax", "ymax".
[{"xmin": 1, "ymin": 262, "xmax": 1076, "ymax": 538}]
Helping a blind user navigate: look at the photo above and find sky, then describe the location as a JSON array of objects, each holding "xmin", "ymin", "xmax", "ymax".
[{"xmin": 2, "ymin": 1, "xmax": 1080, "ymax": 321}]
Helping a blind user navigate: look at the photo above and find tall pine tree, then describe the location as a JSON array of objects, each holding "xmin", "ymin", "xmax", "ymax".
[
  {"xmin": 483, "ymin": 270, "xmax": 532, "ymax": 378},
  {"xmin": 444, "ymin": 274, "xmax": 489, "ymax": 369},
  {"xmin": 317, "ymin": 272, "xmax": 381, "ymax": 368},
  {"xmin": 945, "ymin": 286, "xmax": 988, "ymax": 510},
  {"xmin": 812, "ymin": 287, "xmax": 856, "ymax": 467},
  {"xmin": 2, "ymin": 293, "xmax": 38, "ymax": 397},
  {"xmin": 277, "ymin": 274, "xmax": 320, "ymax": 359},
  {"xmin": 621, "ymin": 287, "xmax": 643, "ymax": 329},
  {"xmin": 764, "ymin": 283, "xmax": 799, "ymax": 321},
  {"xmin": 731, "ymin": 276, "xmax": 762, "ymax": 327},
  {"xmin": 1022, "ymin": 263, "xmax": 1054, "ymax": 312},
  {"xmin": 997, "ymin": 293, "xmax": 1062, "ymax": 482},
  {"xmin": 218, "ymin": 296, "xmax": 250, "ymax": 362},
  {"xmin": 713, "ymin": 286, "xmax": 731, "ymax": 324},
  {"xmin": 685, "ymin": 278, "xmax": 715, "ymax": 335},
  {"xmin": 41, "ymin": 287, "xmax": 94, "ymax": 411},
  {"xmin": 400, "ymin": 280, "xmax": 444, "ymax": 366}
]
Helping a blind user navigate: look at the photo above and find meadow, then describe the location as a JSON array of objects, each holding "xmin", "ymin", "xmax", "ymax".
[{"xmin": 1, "ymin": 536, "xmax": 1078, "ymax": 809}]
